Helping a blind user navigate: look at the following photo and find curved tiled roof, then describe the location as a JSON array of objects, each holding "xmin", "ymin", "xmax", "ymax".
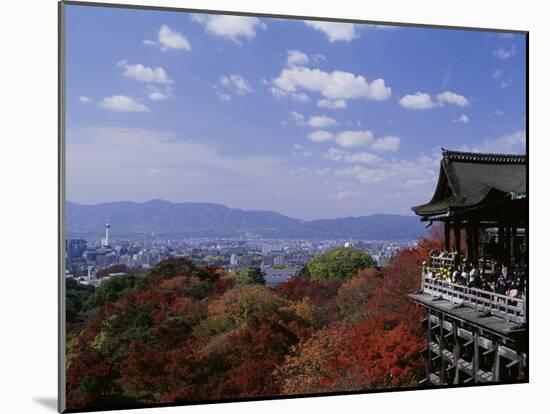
[
  {"xmin": 442, "ymin": 149, "xmax": 526, "ymax": 164},
  {"xmin": 412, "ymin": 149, "xmax": 527, "ymax": 218}
]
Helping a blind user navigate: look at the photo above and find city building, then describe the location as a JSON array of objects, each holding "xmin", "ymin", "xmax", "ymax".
[
  {"xmin": 264, "ymin": 267, "xmax": 299, "ymax": 288},
  {"xmin": 66, "ymin": 239, "xmax": 87, "ymax": 259},
  {"xmin": 101, "ymin": 220, "xmax": 111, "ymax": 247}
]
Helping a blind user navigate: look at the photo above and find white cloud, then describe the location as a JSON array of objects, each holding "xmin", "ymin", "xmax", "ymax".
[
  {"xmin": 66, "ymin": 127, "xmax": 293, "ymax": 210},
  {"xmin": 270, "ymin": 87, "xmax": 310, "ymax": 103},
  {"xmin": 493, "ymin": 46, "xmax": 515, "ymax": 60},
  {"xmin": 216, "ymin": 92, "xmax": 232, "ymax": 102},
  {"xmin": 399, "ymin": 92, "xmax": 436, "ymax": 110},
  {"xmin": 437, "ymin": 91, "xmax": 470, "ymax": 107},
  {"xmin": 290, "ymin": 111, "xmax": 304, "ymax": 121},
  {"xmin": 67, "ymin": 127, "xmax": 437, "ymax": 218},
  {"xmin": 307, "ymin": 115, "xmax": 339, "ymax": 128},
  {"xmin": 324, "ymin": 148, "xmax": 380, "ymax": 164},
  {"xmin": 145, "ymin": 85, "xmax": 172, "ymax": 101},
  {"xmin": 292, "ymin": 144, "xmax": 313, "ymax": 158},
  {"xmin": 219, "ymin": 74, "xmax": 253, "ymax": 95},
  {"xmin": 272, "ymin": 66, "xmax": 391, "ymax": 101},
  {"xmin": 144, "ymin": 25, "xmax": 191, "ymax": 51},
  {"xmin": 369, "ymin": 24, "xmax": 400, "ymax": 30},
  {"xmin": 289, "ymin": 111, "xmax": 305, "ymax": 125},
  {"xmin": 118, "ymin": 60, "xmax": 172, "ymax": 84},
  {"xmin": 192, "ymin": 14, "xmax": 266, "ymax": 43},
  {"xmin": 308, "ymin": 130, "xmax": 334, "ymax": 143},
  {"xmin": 333, "ymin": 154, "xmax": 439, "ymax": 186},
  {"xmin": 492, "ymin": 69, "xmax": 511, "ymax": 88},
  {"xmin": 147, "ymin": 91, "xmax": 168, "ymax": 101},
  {"xmin": 79, "ymin": 96, "xmax": 92, "ymax": 103},
  {"xmin": 335, "ymin": 130, "xmax": 374, "ymax": 148},
  {"xmin": 157, "ymin": 25, "xmax": 191, "ymax": 50},
  {"xmin": 399, "ymin": 91, "xmax": 469, "ymax": 109},
  {"xmin": 345, "ymin": 152, "xmax": 382, "ymax": 164},
  {"xmin": 304, "ymin": 21, "xmax": 359, "ymax": 42},
  {"xmin": 454, "ymin": 114, "xmax": 470, "ymax": 124},
  {"xmin": 291, "ymin": 92, "xmax": 311, "ymax": 103},
  {"xmin": 464, "ymin": 130, "xmax": 526, "ymax": 154},
  {"xmin": 329, "ymin": 191, "xmax": 362, "ymax": 200},
  {"xmin": 286, "ymin": 50, "xmax": 309, "ymax": 66},
  {"xmin": 317, "ymin": 98, "xmax": 347, "ymax": 109},
  {"xmin": 372, "ymin": 135, "xmax": 400, "ymax": 152},
  {"xmin": 97, "ymin": 95, "xmax": 150, "ymax": 112}
]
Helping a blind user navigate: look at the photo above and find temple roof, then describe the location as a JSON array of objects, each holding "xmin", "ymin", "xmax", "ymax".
[{"xmin": 412, "ymin": 149, "xmax": 526, "ymax": 219}]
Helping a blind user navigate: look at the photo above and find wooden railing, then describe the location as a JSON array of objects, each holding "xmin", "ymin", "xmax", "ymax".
[
  {"xmin": 428, "ymin": 252, "xmax": 497, "ymax": 276},
  {"xmin": 421, "ymin": 276, "xmax": 525, "ymax": 324}
]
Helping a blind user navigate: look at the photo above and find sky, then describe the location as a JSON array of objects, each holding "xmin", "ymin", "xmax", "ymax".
[{"xmin": 65, "ymin": 4, "xmax": 527, "ymax": 220}]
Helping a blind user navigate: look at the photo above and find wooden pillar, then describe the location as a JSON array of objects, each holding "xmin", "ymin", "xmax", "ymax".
[
  {"xmin": 466, "ymin": 223, "xmax": 473, "ymax": 264},
  {"xmin": 511, "ymin": 226, "xmax": 517, "ymax": 265},
  {"xmin": 473, "ymin": 331, "xmax": 479, "ymax": 383},
  {"xmin": 426, "ymin": 310, "xmax": 432, "ymax": 382},
  {"xmin": 493, "ymin": 344, "xmax": 500, "ymax": 382},
  {"xmin": 512, "ymin": 226, "xmax": 519, "ymax": 264},
  {"xmin": 498, "ymin": 226, "xmax": 505, "ymax": 265},
  {"xmin": 453, "ymin": 323, "xmax": 461, "ymax": 384},
  {"xmin": 444, "ymin": 222, "xmax": 451, "ymax": 252},
  {"xmin": 439, "ymin": 314, "xmax": 446, "ymax": 384},
  {"xmin": 454, "ymin": 220, "xmax": 462, "ymax": 264},
  {"xmin": 472, "ymin": 221, "xmax": 479, "ymax": 265},
  {"xmin": 505, "ymin": 226, "xmax": 511, "ymax": 267}
]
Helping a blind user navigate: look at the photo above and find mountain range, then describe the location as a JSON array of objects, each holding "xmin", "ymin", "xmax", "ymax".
[{"xmin": 66, "ymin": 199, "xmax": 426, "ymax": 240}]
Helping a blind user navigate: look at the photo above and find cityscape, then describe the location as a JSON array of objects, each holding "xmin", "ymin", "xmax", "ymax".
[{"xmin": 66, "ymin": 219, "xmax": 415, "ymax": 288}]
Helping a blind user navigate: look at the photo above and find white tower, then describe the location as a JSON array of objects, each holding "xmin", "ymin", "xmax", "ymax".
[{"xmin": 103, "ymin": 220, "xmax": 111, "ymax": 247}]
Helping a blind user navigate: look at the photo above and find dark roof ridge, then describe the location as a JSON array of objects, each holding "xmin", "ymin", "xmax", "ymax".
[{"xmin": 441, "ymin": 148, "xmax": 526, "ymax": 164}]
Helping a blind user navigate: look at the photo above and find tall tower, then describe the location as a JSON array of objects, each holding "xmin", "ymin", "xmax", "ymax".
[{"xmin": 104, "ymin": 220, "xmax": 111, "ymax": 247}]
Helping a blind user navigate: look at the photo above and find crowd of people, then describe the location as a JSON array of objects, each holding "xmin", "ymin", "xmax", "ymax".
[{"xmin": 422, "ymin": 250, "xmax": 527, "ymax": 300}]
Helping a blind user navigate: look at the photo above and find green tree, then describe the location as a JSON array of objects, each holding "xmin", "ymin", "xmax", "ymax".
[
  {"xmin": 234, "ymin": 267, "xmax": 266, "ymax": 285},
  {"xmin": 85, "ymin": 275, "xmax": 137, "ymax": 310},
  {"xmin": 305, "ymin": 247, "xmax": 374, "ymax": 281},
  {"xmin": 66, "ymin": 278, "xmax": 95, "ymax": 323}
]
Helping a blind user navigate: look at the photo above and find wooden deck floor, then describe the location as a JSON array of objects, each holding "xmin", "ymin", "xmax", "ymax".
[{"xmin": 409, "ymin": 292, "xmax": 526, "ymax": 338}]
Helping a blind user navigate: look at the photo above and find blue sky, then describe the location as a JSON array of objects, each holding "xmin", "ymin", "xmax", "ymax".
[{"xmin": 65, "ymin": 4, "xmax": 526, "ymax": 220}]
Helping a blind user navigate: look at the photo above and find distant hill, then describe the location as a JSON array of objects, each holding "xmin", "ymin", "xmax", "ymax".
[{"xmin": 66, "ymin": 199, "xmax": 426, "ymax": 240}]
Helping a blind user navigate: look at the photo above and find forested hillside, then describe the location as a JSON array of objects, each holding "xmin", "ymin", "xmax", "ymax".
[{"xmin": 66, "ymin": 231, "xmax": 442, "ymax": 410}]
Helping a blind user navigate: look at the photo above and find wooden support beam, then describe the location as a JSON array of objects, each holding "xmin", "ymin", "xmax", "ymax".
[
  {"xmin": 426, "ymin": 309, "xmax": 432, "ymax": 382},
  {"xmin": 493, "ymin": 344, "xmax": 501, "ymax": 382},
  {"xmin": 498, "ymin": 226, "xmax": 505, "ymax": 264},
  {"xmin": 472, "ymin": 221, "xmax": 479, "ymax": 265},
  {"xmin": 466, "ymin": 223, "xmax": 473, "ymax": 263},
  {"xmin": 511, "ymin": 226, "xmax": 517, "ymax": 264},
  {"xmin": 454, "ymin": 221, "xmax": 462, "ymax": 264},
  {"xmin": 453, "ymin": 322, "xmax": 461, "ymax": 384},
  {"xmin": 444, "ymin": 222, "xmax": 451, "ymax": 251},
  {"xmin": 439, "ymin": 314, "xmax": 446, "ymax": 384},
  {"xmin": 473, "ymin": 331, "xmax": 479, "ymax": 383}
]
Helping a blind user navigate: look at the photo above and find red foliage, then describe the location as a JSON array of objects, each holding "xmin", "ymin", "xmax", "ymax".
[
  {"xmin": 216, "ymin": 312, "xmax": 308, "ymax": 398},
  {"xmin": 345, "ymin": 315, "xmax": 425, "ymax": 388},
  {"xmin": 276, "ymin": 276, "xmax": 341, "ymax": 306},
  {"xmin": 367, "ymin": 249, "xmax": 425, "ymax": 325},
  {"xmin": 417, "ymin": 224, "xmax": 445, "ymax": 261}
]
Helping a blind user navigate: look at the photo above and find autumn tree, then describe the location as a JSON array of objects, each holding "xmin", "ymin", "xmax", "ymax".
[{"xmin": 336, "ymin": 268, "xmax": 382, "ymax": 323}]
